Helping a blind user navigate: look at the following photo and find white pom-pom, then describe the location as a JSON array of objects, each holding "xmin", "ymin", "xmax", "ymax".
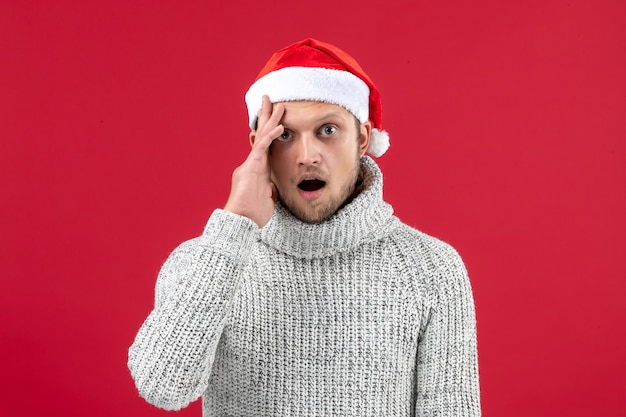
[{"xmin": 367, "ymin": 128, "xmax": 390, "ymax": 157}]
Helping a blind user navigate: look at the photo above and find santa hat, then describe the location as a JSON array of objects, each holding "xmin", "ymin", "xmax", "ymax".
[{"xmin": 245, "ymin": 38, "xmax": 390, "ymax": 157}]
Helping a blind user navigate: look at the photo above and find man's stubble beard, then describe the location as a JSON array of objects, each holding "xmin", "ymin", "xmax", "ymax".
[{"xmin": 278, "ymin": 157, "xmax": 361, "ymax": 225}]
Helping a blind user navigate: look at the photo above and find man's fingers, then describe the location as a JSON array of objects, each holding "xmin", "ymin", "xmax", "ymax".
[
  {"xmin": 253, "ymin": 101, "xmax": 285, "ymax": 151},
  {"xmin": 267, "ymin": 101, "xmax": 285, "ymax": 126},
  {"xmin": 256, "ymin": 95, "xmax": 272, "ymax": 129},
  {"xmin": 257, "ymin": 95, "xmax": 283, "ymax": 133},
  {"xmin": 250, "ymin": 125, "xmax": 283, "ymax": 158}
]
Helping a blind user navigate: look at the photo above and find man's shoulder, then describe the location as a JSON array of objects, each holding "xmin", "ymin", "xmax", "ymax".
[
  {"xmin": 388, "ymin": 218, "xmax": 462, "ymax": 262},
  {"xmin": 385, "ymin": 218, "xmax": 469, "ymax": 300}
]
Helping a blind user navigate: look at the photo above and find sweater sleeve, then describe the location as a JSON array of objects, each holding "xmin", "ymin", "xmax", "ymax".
[
  {"xmin": 127, "ymin": 209, "xmax": 258, "ymax": 410},
  {"xmin": 414, "ymin": 245, "xmax": 481, "ymax": 417}
]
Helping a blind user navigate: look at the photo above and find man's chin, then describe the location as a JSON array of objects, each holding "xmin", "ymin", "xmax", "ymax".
[{"xmin": 279, "ymin": 197, "xmax": 336, "ymax": 224}]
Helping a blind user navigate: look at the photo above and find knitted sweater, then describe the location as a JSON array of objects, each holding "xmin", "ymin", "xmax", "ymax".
[{"xmin": 128, "ymin": 157, "xmax": 481, "ymax": 416}]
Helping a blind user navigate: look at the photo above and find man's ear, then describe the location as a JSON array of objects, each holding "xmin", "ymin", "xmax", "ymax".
[{"xmin": 358, "ymin": 121, "xmax": 372, "ymax": 157}]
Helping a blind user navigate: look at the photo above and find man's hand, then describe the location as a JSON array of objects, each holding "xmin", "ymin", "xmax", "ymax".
[{"xmin": 224, "ymin": 95, "xmax": 284, "ymax": 228}]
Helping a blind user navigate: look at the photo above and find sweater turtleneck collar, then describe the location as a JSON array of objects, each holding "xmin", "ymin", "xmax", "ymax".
[{"xmin": 260, "ymin": 156, "xmax": 395, "ymax": 259}]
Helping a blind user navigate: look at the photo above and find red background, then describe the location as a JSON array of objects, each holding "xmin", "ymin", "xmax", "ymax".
[{"xmin": 2, "ymin": 1, "xmax": 625, "ymax": 416}]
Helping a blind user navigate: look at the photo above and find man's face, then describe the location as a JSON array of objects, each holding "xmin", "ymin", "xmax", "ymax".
[{"xmin": 264, "ymin": 101, "xmax": 370, "ymax": 224}]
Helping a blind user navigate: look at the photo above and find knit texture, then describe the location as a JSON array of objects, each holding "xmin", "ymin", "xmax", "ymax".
[{"xmin": 128, "ymin": 157, "xmax": 481, "ymax": 416}]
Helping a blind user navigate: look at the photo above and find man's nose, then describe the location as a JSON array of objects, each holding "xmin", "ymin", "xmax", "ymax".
[{"xmin": 295, "ymin": 133, "xmax": 321, "ymax": 165}]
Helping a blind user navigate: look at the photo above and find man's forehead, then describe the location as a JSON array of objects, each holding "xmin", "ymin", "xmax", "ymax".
[{"xmin": 277, "ymin": 100, "xmax": 353, "ymax": 120}]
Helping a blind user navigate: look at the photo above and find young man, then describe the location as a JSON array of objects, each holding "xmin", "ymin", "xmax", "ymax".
[{"xmin": 128, "ymin": 38, "xmax": 481, "ymax": 416}]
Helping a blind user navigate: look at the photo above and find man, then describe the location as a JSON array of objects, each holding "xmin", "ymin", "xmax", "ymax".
[{"xmin": 128, "ymin": 38, "xmax": 481, "ymax": 416}]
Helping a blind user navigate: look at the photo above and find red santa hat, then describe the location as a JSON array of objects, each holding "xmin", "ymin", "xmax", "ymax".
[{"xmin": 245, "ymin": 38, "xmax": 390, "ymax": 157}]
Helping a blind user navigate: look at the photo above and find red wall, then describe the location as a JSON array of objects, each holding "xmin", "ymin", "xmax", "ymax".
[{"xmin": 2, "ymin": 1, "xmax": 624, "ymax": 416}]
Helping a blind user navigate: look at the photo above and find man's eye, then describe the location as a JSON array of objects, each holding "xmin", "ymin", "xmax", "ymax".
[
  {"xmin": 321, "ymin": 125, "xmax": 337, "ymax": 136},
  {"xmin": 278, "ymin": 131, "xmax": 291, "ymax": 141}
]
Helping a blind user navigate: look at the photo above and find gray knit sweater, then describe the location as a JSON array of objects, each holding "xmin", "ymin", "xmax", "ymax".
[{"xmin": 128, "ymin": 157, "xmax": 481, "ymax": 416}]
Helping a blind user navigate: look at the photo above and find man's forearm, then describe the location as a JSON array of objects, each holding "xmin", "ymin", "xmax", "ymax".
[{"xmin": 127, "ymin": 210, "xmax": 259, "ymax": 410}]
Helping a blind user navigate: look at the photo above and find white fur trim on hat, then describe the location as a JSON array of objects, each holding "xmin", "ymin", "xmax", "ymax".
[{"xmin": 245, "ymin": 66, "xmax": 370, "ymax": 129}]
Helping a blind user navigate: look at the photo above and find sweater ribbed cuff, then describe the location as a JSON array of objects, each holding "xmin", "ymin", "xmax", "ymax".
[{"xmin": 202, "ymin": 209, "xmax": 259, "ymax": 263}]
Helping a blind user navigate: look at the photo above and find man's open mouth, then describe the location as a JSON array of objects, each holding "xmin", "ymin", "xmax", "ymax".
[{"xmin": 298, "ymin": 179, "xmax": 326, "ymax": 192}]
